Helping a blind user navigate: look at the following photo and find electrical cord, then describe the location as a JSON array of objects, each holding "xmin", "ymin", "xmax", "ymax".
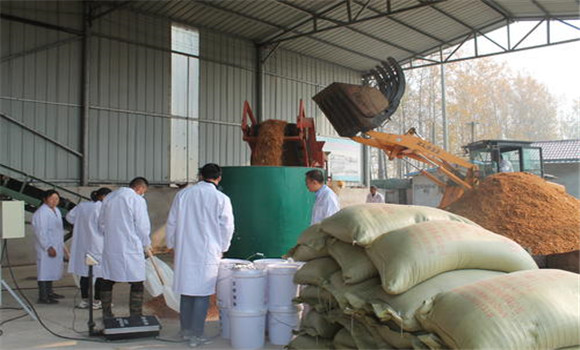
[
  {"xmin": 2, "ymin": 240, "xmax": 181, "ymax": 345},
  {"xmin": 1, "ymin": 239, "xmax": 108, "ymax": 343}
]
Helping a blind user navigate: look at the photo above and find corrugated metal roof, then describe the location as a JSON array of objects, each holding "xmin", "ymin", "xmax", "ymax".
[
  {"xmin": 118, "ymin": 0, "xmax": 580, "ymax": 71},
  {"xmin": 532, "ymin": 140, "xmax": 580, "ymax": 162}
]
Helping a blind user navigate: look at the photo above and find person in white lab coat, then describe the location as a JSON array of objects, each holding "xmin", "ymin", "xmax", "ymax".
[
  {"xmin": 98, "ymin": 177, "xmax": 151, "ymax": 319},
  {"xmin": 166, "ymin": 163, "xmax": 235, "ymax": 347},
  {"xmin": 65, "ymin": 187, "xmax": 112, "ymax": 310},
  {"xmin": 32, "ymin": 190, "xmax": 65, "ymax": 304},
  {"xmin": 366, "ymin": 186, "xmax": 385, "ymax": 203},
  {"xmin": 499, "ymin": 155, "xmax": 514, "ymax": 172},
  {"xmin": 305, "ymin": 170, "xmax": 340, "ymax": 225}
]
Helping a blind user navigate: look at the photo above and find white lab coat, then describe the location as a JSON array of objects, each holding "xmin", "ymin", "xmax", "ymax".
[
  {"xmin": 311, "ymin": 185, "xmax": 340, "ymax": 225},
  {"xmin": 32, "ymin": 204, "xmax": 64, "ymax": 281},
  {"xmin": 500, "ymin": 159, "xmax": 514, "ymax": 172},
  {"xmin": 99, "ymin": 187, "xmax": 151, "ymax": 282},
  {"xmin": 166, "ymin": 181, "xmax": 235, "ymax": 296},
  {"xmin": 366, "ymin": 192, "xmax": 385, "ymax": 203},
  {"xmin": 66, "ymin": 201, "xmax": 104, "ymax": 278}
]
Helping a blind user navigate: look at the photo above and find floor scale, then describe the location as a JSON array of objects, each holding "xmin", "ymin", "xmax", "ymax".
[{"xmin": 86, "ymin": 258, "xmax": 161, "ymax": 340}]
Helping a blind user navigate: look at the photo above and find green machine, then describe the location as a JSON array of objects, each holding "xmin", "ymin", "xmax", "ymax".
[{"xmin": 220, "ymin": 166, "xmax": 317, "ymax": 259}]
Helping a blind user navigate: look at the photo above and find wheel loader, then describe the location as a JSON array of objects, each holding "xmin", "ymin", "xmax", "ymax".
[{"xmin": 313, "ymin": 57, "xmax": 544, "ymax": 208}]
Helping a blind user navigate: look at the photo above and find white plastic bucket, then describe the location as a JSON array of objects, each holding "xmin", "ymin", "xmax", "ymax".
[
  {"xmin": 268, "ymin": 305, "xmax": 302, "ymax": 346},
  {"xmin": 253, "ymin": 258, "xmax": 287, "ymax": 271},
  {"xmin": 217, "ymin": 259, "xmax": 252, "ymax": 308},
  {"xmin": 219, "ymin": 307, "xmax": 231, "ymax": 339},
  {"xmin": 232, "ymin": 268, "xmax": 266, "ymax": 310},
  {"xmin": 267, "ymin": 263, "xmax": 301, "ymax": 308},
  {"xmin": 230, "ymin": 308, "xmax": 267, "ymax": 349}
]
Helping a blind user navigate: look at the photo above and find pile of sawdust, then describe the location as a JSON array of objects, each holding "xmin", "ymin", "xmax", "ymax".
[
  {"xmin": 252, "ymin": 119, "xmax": 288, "ymax": 166},
  {"xmin": 447, "ymin": 172, "xmax": 580, "ymax": 255},
  {"xmin": 144, "ymin": 294, "xmax": 219, "ymax": 321}
]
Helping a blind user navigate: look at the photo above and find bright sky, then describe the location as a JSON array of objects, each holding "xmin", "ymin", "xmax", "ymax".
[
  {"xmin": 487, "ymin": 20, "xmax": 580, "ymax": 110},
  {"xmin": 495, "ymin": 42, "xmax": 580, "ymax": 106}
]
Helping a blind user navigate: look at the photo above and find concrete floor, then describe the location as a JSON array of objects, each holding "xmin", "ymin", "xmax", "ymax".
[{"xmin": 1, "ymin": 265, "xmax": 283, "ymax": 350}]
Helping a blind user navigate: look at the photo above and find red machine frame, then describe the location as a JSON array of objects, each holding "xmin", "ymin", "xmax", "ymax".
[{"xmin": 241, "ymin": 100, "xmax": 325, "ymax": 168}]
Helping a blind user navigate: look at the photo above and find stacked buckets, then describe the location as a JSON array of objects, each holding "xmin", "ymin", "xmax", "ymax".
[
  {"xmin": 263, "ymin": 261, "xmax": 303, "ymax": 346},
  {"xmin": 217, "ymin": 258, "xmax": 302, "ymax": 349}
]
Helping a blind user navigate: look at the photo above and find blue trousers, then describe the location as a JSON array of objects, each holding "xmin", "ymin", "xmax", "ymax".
[{"xmin": 180, "ymin": 295, "xmax": 210, "ymax": 337}]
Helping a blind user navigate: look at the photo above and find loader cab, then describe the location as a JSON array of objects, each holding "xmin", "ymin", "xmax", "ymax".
[{"xmin": 465, "ymin": 140, "xmax": 543, "ymax": 179}]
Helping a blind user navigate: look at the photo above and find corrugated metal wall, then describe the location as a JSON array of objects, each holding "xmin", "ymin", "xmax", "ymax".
[
  {"xmin": 89, "ymin": 9, "xmax": 171, "ymax": 183},
  {"xmin": 263, "ymin": 49, "xmax": 361, "ymax": 137},
  {"xmin": 198, "ymin": 29, "xmax": 256, "ymax": 167},
  {"xmin": 198, "ymin": 31, "xmax": 361, "ymax": 166},
  {"xmin": 0, "ymin": 1, "xmax": 83, "ymax": 182},
  {"xmin": 1, "ymin": 1, "xmax": 362, "ymax": 182}
]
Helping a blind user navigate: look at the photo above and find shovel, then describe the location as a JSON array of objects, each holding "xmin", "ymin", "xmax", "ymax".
[{"xmin": 146, "ymin": 248, "xmax": 180, "ymax": 312}]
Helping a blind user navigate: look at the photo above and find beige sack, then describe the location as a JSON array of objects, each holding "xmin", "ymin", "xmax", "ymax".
[
  {"xmin": 287, "ymin": 335, "xmax": 333, "ymax": 350},
  {"xmin": 348, "ymin": 269, "xmax": 505, "ymax": 332},
  {"xmin": 367, "ymin": 220, "xmax": 538, "ymax": 294},
  {"xmin": 329, "ymin": 310, "xmax": 391, "ymax": 349},
  {"xmin": 327, "ymin": 238, "xmax": 378, "ymax": 284},
  {"xmin": 354, "ymin": 313, "xmax": 419, "ymax": 349},
  {"xmin": 320, "ymin": 204, "xmax": 477, "ymax": 246},
  {"xmin": 294, "ymin": 285, "xmax": 338, "ymax": 312},
  {"xmin": 293, "ymin": 257, "xmax": 340, "ymax": 287},
  {"xmin": 322, "ymin": 270, "xmax": 380, "ymax": 312},
  {"xmin": 297, "ymin": 223, "xmax": 328, "ymax": 250},
  {"xmin": 299, "ymin": 310, "xmax": 341, "ymax": 338},
  {"xmin": 417, "ymin": 269, "xmax": 580, "ymax": 349},
  {"xmin": 287, "ymin": 244, "xmax": 329, "ymax": 261},
  {"xmin": 333, "ymin": 328, "xmax": 357, "ymax": 349}
]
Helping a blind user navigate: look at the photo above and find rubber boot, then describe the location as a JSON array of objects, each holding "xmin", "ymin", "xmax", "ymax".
[
  {"xmin": 38, "ymin": 281, "xmax": 58, "ymax": 304},
  {"xmin": 129, "ymin": 289, "xmax": 144, "ymax": 317},
  {"xmin": 100, "ymin": 291, "xmax": 114, "ymax": 318},
  {"xmin": 47, "ymin": 281, "xmax": 64, "ymax": 299}
]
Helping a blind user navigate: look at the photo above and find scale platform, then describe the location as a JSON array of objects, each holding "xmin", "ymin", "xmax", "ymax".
[{"xmin": 102, "ymin": 315, "xmax": 161, "ymax": 340}]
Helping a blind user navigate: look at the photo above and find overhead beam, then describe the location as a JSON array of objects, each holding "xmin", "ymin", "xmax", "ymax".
[
  {"xmin": 480, "ymin": 0, "xmax": 513, "ymax": 19},
  {"xmin": 261, "ymin": 0, "xmax": 446, "ymax": 45},
  {"xmin": 274, "ymin": 0, "xmax": 422, "ymax": 56},
  {"xmin": 531, "ymin": 0, "xmax": 551, "ymax": 17},
  {"xmin": 352, "ymin": 0, "xmax": 446, "ymax": 44},
  {"xmin": 193, "ymin": 0, "xmax": 386, "ymax": 63},
  {"xmin": 403, "ymin": 18, "xmax": 580, "ymax": 70},
  {"xmin": 90, "ymin": 1, "xmax": 132, "ymax": 22},
  {"xmin": 0, "ymin": 13, "xmax": 83, "ymax": 36},
  {"xmin": 260, "ymin": 1, "xmax": 345, "ymax": 44},
  {"xmin": 427, "ymin": 2, "xmax": 507, "ymax": 52}
]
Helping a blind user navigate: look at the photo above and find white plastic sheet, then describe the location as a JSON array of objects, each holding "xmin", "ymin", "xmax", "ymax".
[{"xmin": 144, "ymin": 256, "xmax": 180, "ymax": 312}]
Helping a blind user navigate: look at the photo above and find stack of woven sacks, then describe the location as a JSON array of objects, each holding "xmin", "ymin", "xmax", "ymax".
[{"xmin": 286, "ymin": 204, "xmax": 580, "ymax": 349}]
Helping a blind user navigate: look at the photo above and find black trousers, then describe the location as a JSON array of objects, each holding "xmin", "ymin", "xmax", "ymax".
[
  {"xmin": 80, "ymin": 276, "xmax": 103, "ymax": 300},
  {"xmin": 100, "ymin": 279, "xmax": 144, "ymax": 293}
]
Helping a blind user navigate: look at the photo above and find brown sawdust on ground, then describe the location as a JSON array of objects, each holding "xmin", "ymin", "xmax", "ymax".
[
  {"xmin": 447, "ymin": 172, "xmax": 580, "ymax": 255},
  {"xmin": 144, "ymin": 294, "xmax": 219, "ymax": 321},
  {"xmin": 252, "ymin": 119, "xmax": 288, "ymax": 166}
]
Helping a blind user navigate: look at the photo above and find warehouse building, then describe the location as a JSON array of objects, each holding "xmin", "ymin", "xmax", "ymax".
[{"xmin": 1, "ymin": 1, "xmax": 578, "ymax": 348}]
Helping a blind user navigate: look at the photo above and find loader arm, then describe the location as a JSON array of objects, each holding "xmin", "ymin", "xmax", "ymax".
[
  {"xmin": 351, "ymin": 129, "xmax": 479, "ymax": 207},
  {"xmin": 313, "ymin": 57, "xmax": 477, "ymax": 207}
]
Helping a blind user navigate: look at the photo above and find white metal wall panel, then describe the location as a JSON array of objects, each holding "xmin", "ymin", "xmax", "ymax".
[
  {"xmin": 89, "ymin": 9, "xmax": 171, "ymax": 183},
  {"xmin": 198, "ymin": 29, "xmax": 255, "ymax": 167},
  {"xmin": 263, "ymin": 49, "xmax": 361, "ymax": 137},
  {"xmin": 198, "ymin": 30, "xmax": 361, "ymax": 167},
  {"xmin": 1, "ymin": 1, "xmax": 83, "ymax": 182}
]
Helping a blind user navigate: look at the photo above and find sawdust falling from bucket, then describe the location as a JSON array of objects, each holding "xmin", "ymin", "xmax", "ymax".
[
  {"xmin": 252, "ymin": 120, "xmax": 288, "ymax": 166},
  {"xmin": 447, "ymin": 172, "xmax": 580, "ymax": 255}
]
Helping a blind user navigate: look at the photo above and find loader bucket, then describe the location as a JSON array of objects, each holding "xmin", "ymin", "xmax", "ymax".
[{"xmin": 313, "ymin": 57, "xmax": 405, "ymax": 137}]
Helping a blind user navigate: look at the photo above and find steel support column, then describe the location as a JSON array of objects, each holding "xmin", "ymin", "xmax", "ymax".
[
  {"xmin": 81, "ymin": 2, "xmax": 92, "ymax": 186},
  {"xmin": 255, "ymin": 45, "xmax": 263, "ymax": 123}
]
